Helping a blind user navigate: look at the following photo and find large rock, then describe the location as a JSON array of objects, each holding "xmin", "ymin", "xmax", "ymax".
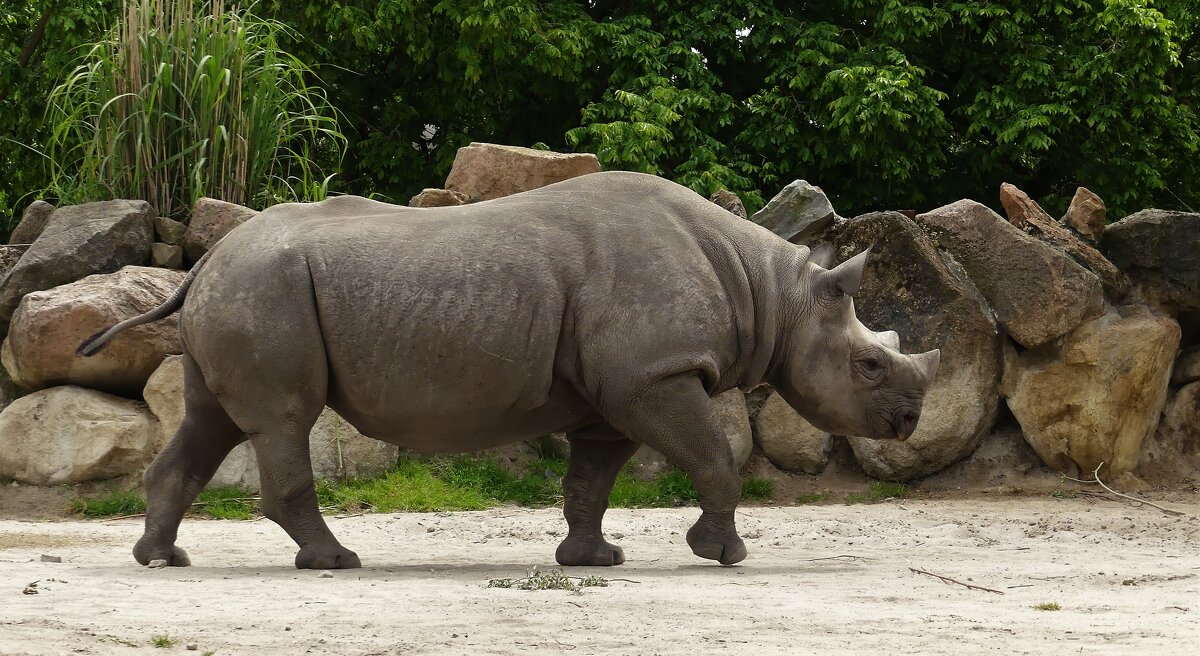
[
  {"xmin": 752, "ymin": 392, "xmax": 832, "ymax": 474},
  {"xmin": 1135, "ymin": 382, "xmax": 1200, "ymax": 481},
  {"xmin": 144, "ymin": 356, "xmax": 399, "ymax": 490},
  {"xmin": 819, "ymin": 212, "xmax": 1003, "ymax": 480},
  {"xmin": 8, "ymin": 200, "xmax": 54, "ymax": 245},
  {"xmin": 151, "ymin": 243, "xmax": 183, "ymax": 269},
  {"xmin": 1172, "ymin": 348, "xmax": 1200, "ymax": 386},
  {"xmin": 444, "ymin": 143, "xmax": 600, "ymax": 201},
  {"xmin": 3, "ymin": 266, "xmax": 186, "ymax": 396},
  {"xmin": 1001, "ymin": 305, "xmax": 1180, "ymax": 476},
  {"xmin": 0, "ymin": 386, "xmax": 159, "ymax": 485},
  {"xmin": 750, "ymin": 180, "xmax": 837, "ymax": 242},
  {"xmin": 1064, "ymin": 187, "xmax": 1105, "ymax": 241},
  {"xmin": 1103, "ymin": 209, "xmax": 1200, "ymax": 314},
  {"xmin": 709, "ymin": 190, "xmax": 748, "ymax": 219},
  {"xmin": 0, "ymin": 200, "xmax": 153, "ymax": 332},
  {"xmin": 152, "ymin": 216, "xmax": 187, "ymax": 245},
  {"xmin": 408, "ymin": 188, "xmax": 469, "ymax": 208},
  {"xmin": 916, "ymin": 200, "xmax": 1103, "ymax": 348},
  {"xmin": 182, "ymin": 198, "xmax": 257, "ymax": 262},
  {"xmin": 0, "ymin": 246, "xmax": 22, "ymax": 280},
  {"xmin": 999, "ymin": 183, "xmax": 1127, "ymax": 300}
]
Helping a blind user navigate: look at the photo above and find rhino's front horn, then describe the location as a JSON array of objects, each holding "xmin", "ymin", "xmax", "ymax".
[
  {"xmin": 826, "ymin": 247, "xmax": 871, "ymax": 297},
  {"xmin": 914, "ymin": 349, "xmax": 941, "ymax": 382}
]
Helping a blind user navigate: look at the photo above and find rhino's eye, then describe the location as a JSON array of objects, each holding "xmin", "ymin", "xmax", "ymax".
[{"xmin": 862, "ymin": 358, "xmax": 880, "ymax": 371}]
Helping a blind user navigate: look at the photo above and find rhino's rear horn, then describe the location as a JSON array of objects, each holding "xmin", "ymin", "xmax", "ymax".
[
  {"xmin": 914, "ymin": 349, "xmax": 941, "ymax": 382},
  {"xmin": 825, "ymin": 247, "xmax": 871, "ymax": 297}
]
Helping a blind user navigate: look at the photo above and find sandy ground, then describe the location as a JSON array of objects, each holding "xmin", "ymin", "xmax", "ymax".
[{"xmin": 1, "ymin": 496, "xmax": 1198, "ymax": 655}]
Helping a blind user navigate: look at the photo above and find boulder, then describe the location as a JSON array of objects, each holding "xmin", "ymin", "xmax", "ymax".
[
  {"xmin": 444, "ymin": 143, "xmax": 600, "ymax": 201},
  {"xmin": 408, "ymin": 188, "xmax": 470, "ymax": 208},
  {"xmin": 152, "ymin": 216, "xmax": 187, "ymax": 245},
  {"xmin": 818, "ymin": 212, "xmax": 1003, "ymax": 480},
  {"xmin": 1001, "ymin": 305, "xmax": 1180, "ymax": 476},
  {"xmin": 151, "ymin": 243, "xmax": 183, "ymax": 269},
  {"xmin": 0, "ymin": 200, "xmax": 153, "ymax": 332},
  {"xmin": 998, "ymin": 183, "xmax": 1127, "ymax": 300},
  {"xmin": 0, "ymin": 246, "xmax": 22, "ymax": 280},
  {"xmin": 0, "ymin": 386, "xmax": 159, "ymax": 485},
  {"xmin": 0, "ymin": 359, "xmax": 18, "ymax": 414},
  {"xmin": 1064, "ymin": 187, "xmax": 1105, "ymax": 241},
  {"xmin": 182, "ymin": 198, "xmax": 257, "ymax": 262},
  {"xmin": 144, "ymin": 356, "xmax": 399, "ymax": 490},
  {"xmin": 1103, "ymin": 209, "xmax": 1200, "ymax": 315},
  {"xmin": 3, "ymin": 267, "xmax": 186, "ymax": 396},
  {"xmin": 752, "ymin": 392, "xmax": 832, "ymax": 474},
  {"xmin": 1172, "ymin": 348, "xmax": 1200, "ymax": 386},
  {"xmin": 916, "ymin": 200, "xmax": 1103, "ymax": 348},
  {"xmin": 709, "ymin": 190, "xmax": 747, "ymax": 219},
  {"xmin": 8, "ymin": 200, "xmax": 54, "ymax": 245},
  {"xmin": 1135, "ymin": 382, "xmax": 1200, "ymax": 481},
  {"xmin": 750, "ymin": 180, "xmax": 837, "ymax": 242}
]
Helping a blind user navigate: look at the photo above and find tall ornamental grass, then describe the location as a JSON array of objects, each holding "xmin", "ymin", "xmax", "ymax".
[{"xmin": 44, "ymin": 0, "xmax": 344, "ymax": 219}]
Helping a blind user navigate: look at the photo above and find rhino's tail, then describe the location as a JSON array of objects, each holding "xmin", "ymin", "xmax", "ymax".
[{"xmin": 76, "ymin": 246, "xmax": 217, "ymax": 357}]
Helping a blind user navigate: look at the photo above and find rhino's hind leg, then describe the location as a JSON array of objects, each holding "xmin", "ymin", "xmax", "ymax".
[
  {"xmin": 607, "ymin": 375, "xmax": 747, "ymax": 566},
  {"xmin": 556, "ymin": 426, "xmax": 640, "ymax": 567},
  {"xmin": 134, "ymin": 354, "xmax": 245, "ymax": 567}
]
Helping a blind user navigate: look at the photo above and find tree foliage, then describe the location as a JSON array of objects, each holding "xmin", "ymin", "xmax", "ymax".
[{"xmin": 3, "ymin": 0, "xmax": 1198, "ymax": 233}]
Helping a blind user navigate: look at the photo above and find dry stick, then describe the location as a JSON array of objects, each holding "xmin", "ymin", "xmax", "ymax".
[
  {"xmin": 908, "ymin": 567, "xmax": 1005, "ymax": 595},
  {"xmin": 1061, "ymin": 463, "xmax": 1186, "ymax": 517},
  {"xmin": 804, "ymin": 554, "xmax": 871, "ymax": 562}
]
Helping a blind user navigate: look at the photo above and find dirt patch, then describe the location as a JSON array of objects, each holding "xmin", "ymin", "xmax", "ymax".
[{"xmin": 1, "ymin": 496, "xmax": 1197, "ymax": 655}]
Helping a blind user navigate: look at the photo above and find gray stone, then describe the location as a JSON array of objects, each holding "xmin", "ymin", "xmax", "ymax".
[
  {"xmin": 750, "ymin": 180, "xmax": 837, "ymax": 241},
  {"xmin": 39, "ymin": 554, "xmax": 61, "ymax": 563},
  {"xmin": 151, "ymin": 243, "xmax": 183, "ymax": 269},
  {"xmin": 444, "ymin": 143, "xmax": 601, "ymax": 201},
  {"xmin": 8, "ymin": 200, "xmax": 54, "ymax": 245},
  {"xmin": 1103, "ymin": 209, "xmax": 1200, "ymax": 315},
  {"xmin": 148, "ymin": 559, "xmax": 168, "ymax": 568},
  {"xmin": 408, "ymin": 188, "xmax": 469, "ymax": 208},
  {"xmin": 182, "ymin": 198, "xmax": 256, "ymax": 262},
  {"xmin": 916, "ymin": 200, "xmax": 1104, "ymax": 348},
  {"xmin": 709, "ymin": 189, "xmax": 747, "ymax": 219},
  {"xmin": 152, "ymin": 216, "xmax": 187, "ymax": 245},
  {"xmin": 752, "ymin": 392, "xmax": 832, "ymax": 474},
  {"xmin": 821, "ymin": 212, "xmax": 1003, "ymax": 480},
  {"xmin": 0, "ymin": 200, "xmax": 153, "ymax": 333}
]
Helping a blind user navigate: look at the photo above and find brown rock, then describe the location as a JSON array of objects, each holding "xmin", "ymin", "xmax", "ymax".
[
  {"xmin": 999, "ymin": 183, "xmax": 1127, "ymax": 300},
  {"xmin": 752, "ymin": 392, "xmax": 832, "ymax": 474},
  {"xmin": 709, "ymin": 190, "xmax": 748, "ymax": 219},
  {"xmin": 0, "ymin": 246, "xmax": 22, "ymax": 280},
  {"xmin": 4, "ymin": 266, "xmax": 186, "ymax": 396},
  {"xmin": 0, "ymin": 386, "xmax": 158, "ymax": 485},
  {"xmin": 916, "ymin": 200, "xmax": 1104, "ymax": 348},
  {"xmin": 1001, "ymin": 305, "xmax": 1180, "ymax": 475},
  {"xmin": 1135, "ymin": 382, "xmax": 1200, "ymax": 481},
  {"xmin": 182, "ymin": 198, "xmax": 257, "ymax": 262},
  {"xmin": 1173, "ymin": 348, "xmax": 1200, "ymax": 386},
  {"xmin": 8, "ymin": 200, "xmax": 54, "ymax": 245},
  {"xmin": 151, "ymin": 243, "xmax": 183, "ymax": 269},
  {"xmin": 444, "ymin": 143, "xmax": 600, "ymax": 201},
  {"xmin": 153, "ymin": 216, "xmax": 187, "ymax": 245},
  {"xmin": 1064, "ymin": 187, "xmax": 1105, "ymax": 241},
  {"xmin": 408, "ymin": 188, "xmax": 470, "ymax": 208}
]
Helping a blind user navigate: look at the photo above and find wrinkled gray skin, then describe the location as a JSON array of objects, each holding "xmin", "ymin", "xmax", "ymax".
[{"xmin": 82, "ymin": 172, "xmax": 939, "ymax": 570}]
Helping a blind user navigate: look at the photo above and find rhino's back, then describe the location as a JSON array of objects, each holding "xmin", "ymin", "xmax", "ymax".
[{"xmin": 188, "ymin": 172, "xmax": 767, "ymax": 447}]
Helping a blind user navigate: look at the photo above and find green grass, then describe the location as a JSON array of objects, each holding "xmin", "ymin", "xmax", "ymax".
[
  {"xmin": 192, "ymin": 487, "xmax": 259, "ymax": 520},
  {"xmin": 846, "ymin": 481, "xmax": 910, "ymax": 505},
  {"xmin": 795, "ymin": 492, "xmax": 827, "ymax": 504},
  {"xmin": 1032, "ymin": 602, "xmax": 1061, "ymax": 611},
  {"xmin": 150, "ymin": 634, "xmax": 175, "ymax": 648},
  {"xmin": 740, "ymin": 477, "xmax": 775, "ymax": 500},
  {"xmin": 70, "ymin": 489, "xmax": 146, "ymax": 518}
]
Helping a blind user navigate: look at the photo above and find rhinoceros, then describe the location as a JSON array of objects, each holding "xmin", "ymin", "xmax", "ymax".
[{"xmin": 81, "ymin": 171, "xmax": 939, "ymax": 570}]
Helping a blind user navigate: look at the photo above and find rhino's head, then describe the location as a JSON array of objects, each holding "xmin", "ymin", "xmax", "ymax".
[{"xmin": 771, "ymin": 247, "xmax": 940, "ymax": 442}]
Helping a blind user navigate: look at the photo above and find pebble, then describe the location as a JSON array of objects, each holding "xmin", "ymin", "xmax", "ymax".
[
  {"xmin": 148, "ymin": 559, "xmax": 169, "ymax": 569},
  {"xmin": 318, "ymin": 570, "xmax": 334, "ymax": 578},
  {"xmin": 186, "ymin": 643, "xmax": 198, "ymax": 651},
  {"xmin": 40, "ymin": 554, "xmax": 62, "ymax": 563}
]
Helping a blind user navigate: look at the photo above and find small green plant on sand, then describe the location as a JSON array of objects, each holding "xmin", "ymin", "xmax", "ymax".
[
  {"xmin": 488, "ymin": 567, "xmax": 609, "ymax": 592},
  {"xmin": 847, "ymin": 481, "xmax": 909, "ymax": 505},
  {"xmin": 795, "ymin": 492, "xmax": 827, "ymax": 504},
  {"xmin": 740, "ymin": 477, "xmax": 775, "ymax": 500},
  {"xmin": 150, "ymin": 634, "xmax": 175, "ymax": 648},
  {"xmin": 1032, "ymin": 602, "xmax": 1061, "ymax": 611},
  {"xmin": 70, "ymin": 489, "xmax": 146, "ymax": 518}
]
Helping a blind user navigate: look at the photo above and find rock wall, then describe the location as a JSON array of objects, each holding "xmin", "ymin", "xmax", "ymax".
[{"xmin": 0, "ymin": 142, "xmax": 1196, "ymax": 491}]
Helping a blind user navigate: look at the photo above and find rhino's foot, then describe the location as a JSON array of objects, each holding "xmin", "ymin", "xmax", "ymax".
[
  {"xmin": 296, "ymin": 545, "xmax": 361, "ymax": 570},
  {"xmin": 555, "ymin": 535, "xmax": 625, "ymax": 566},
  {"xmin": 686, "ymin": 521, "xmax": 746, "ymax": 566},
  {"xmin": 133, "ymin": 538, "xmax": 191, "ymax": 567}
]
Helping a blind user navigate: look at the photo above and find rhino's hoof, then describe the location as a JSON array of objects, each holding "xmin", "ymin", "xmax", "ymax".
[
  {"xmin": 133, "ymin": 539, "xmax": 191, "ymax": 567},
  {"xmin": 555, "ymin": 535, "xmax": 625, "ymax": 566},
  {"xmin": 686, "ymin": 525, "xmax": 747, "ymax": 566},
  {"xmin": 295, "ymin": 545, "xmax": 361, "ymax": 570}
]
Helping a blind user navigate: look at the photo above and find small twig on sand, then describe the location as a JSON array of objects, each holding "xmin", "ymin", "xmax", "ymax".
[
  {"xmin": 103, "ymin": 513, "xmax": 146, "ymax": 521},
  {"xmin": 804, "ymin": 554, "xmax": 870, "ymax": 562},
  {"xmin": 190, "ymin": 497, "xmax": 260, "ymax": 507},
  {"xmin": 1061, "ymin": 463, "xmax": 1186, "ymax": 516},
  {"xmin": 909, "ymin": 567, "xmax": 1004, "ymax": 595}
]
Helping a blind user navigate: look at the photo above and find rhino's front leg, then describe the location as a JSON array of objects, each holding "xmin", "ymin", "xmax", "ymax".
[
  {"xmin": 607, "ymin": 374, "xmax": 747, "ymax": 565},
  {"xmin": 556, "ymin": 425, "xmax": 640, "ymax": 566}
]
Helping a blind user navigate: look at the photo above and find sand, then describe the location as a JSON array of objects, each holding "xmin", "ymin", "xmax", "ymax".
[{"xmin": 1, "ymin": 495, "xmax": 1198, "ymax": 655}]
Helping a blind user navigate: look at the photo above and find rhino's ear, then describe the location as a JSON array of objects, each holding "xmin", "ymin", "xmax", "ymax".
[
  {"xmin": 809, "ymin": 242, "xmax": 836, "ymax": 269},
  {"xmin": 825, "ymin": 247, "xmax": 871, "ymax": 297}
]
